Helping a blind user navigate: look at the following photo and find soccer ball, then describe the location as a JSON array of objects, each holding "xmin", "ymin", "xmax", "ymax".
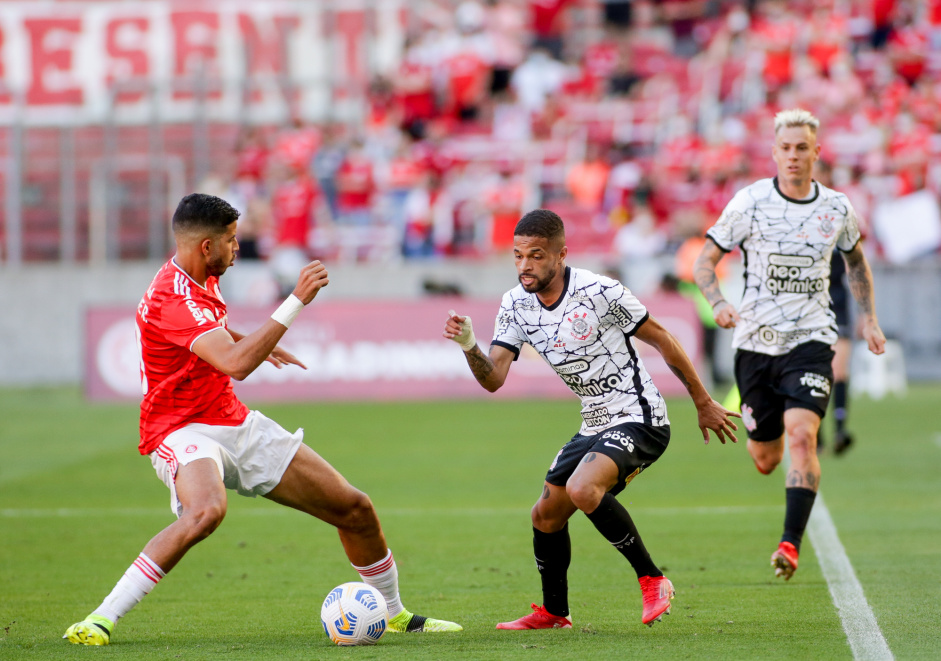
[{"xmin": 320, "ymin": 582, "xmax": 388, "ymax": 646}]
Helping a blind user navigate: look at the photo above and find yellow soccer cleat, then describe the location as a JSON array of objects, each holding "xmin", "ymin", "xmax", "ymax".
[
  {"xmin": 63, "ymin": 614, "xmax": 114, "ymax": 645},
  {"xmin": 387, "ymin": 609, "xmax": 462, "ymax": 633}
]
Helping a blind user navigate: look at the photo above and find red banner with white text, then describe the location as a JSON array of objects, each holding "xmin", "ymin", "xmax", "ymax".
[{"xmin": 0, "ymin": 1, "xmax": 405, "ymax": 125}]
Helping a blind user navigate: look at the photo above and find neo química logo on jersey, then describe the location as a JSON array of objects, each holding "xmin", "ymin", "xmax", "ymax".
[{"xmin": 764, "ymin": 254, "xmax": 826, "ymax": 294}]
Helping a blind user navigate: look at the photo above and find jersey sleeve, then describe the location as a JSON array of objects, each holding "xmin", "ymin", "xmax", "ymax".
[
  {"xmin": 156, "ymin": 295, "xmax": 226, "ymax": 350},
  {"xmin": 837, "ymin": 198, "xmax": 862, "ymax": 252},
  {"xmin": 706, "ymin": 187, "xmax": 753, "ymax": 251},
  {"xmin": 490, "ymin": 293, "xmax": 527, "ymax": 359},
  {"xmin": 599, "ymin": 276, "xmax": 649, "ymax": 337}
]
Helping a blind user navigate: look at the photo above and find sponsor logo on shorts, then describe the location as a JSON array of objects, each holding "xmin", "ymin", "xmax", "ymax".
[
  {"xmin": 185, "ymin": 444, "xmax": 198, "ymax": 453},
  {"xmin": 601, "ymin": 429, "xmax": 635, "ymax": 453},
  {"xmin": 582, "ymin": 407, "xmax": 611, "ymax": 428},
  {"xmin": 741, "ymin": 404, "xmax": 757, "ymax": 432},
  {"xmin": 549, "ymin": 448, "xmax": 564, "ymax": 471},
  {"xmin": 765, "ymin": 254, "xmax": 825, "ymax": 295},
  {"xmin": 800, "ymin": 372, "xmax": 831, "ymax": 396}
]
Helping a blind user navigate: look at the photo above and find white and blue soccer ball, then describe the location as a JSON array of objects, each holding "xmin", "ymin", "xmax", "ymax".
[{"xmin": 320, "ymin": 581, "xmax": 388, "ymax": 646}]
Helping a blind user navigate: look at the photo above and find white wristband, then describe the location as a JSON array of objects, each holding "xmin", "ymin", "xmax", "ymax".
[{"xmin": 271, "ymin": 294, "xmax": 305, "ymax": 329}]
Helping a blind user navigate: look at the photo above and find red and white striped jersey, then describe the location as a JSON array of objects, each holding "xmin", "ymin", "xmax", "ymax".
[{"xmin": 135, "ymin": 259, "xmax": 248, "ymax": 455}]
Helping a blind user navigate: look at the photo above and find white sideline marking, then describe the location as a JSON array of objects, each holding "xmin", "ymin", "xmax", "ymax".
[
  {"xmin": 807, "ymin": 494, "xmax": 894, "ymax": 661},
  {"xmin": 0, "ymin": 504, "xmax": 780, "ymax": 518}
]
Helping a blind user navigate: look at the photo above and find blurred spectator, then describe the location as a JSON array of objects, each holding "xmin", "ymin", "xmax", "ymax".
[
  {"xmin": 527, "ymin": 0, "xmax": 573, "ymax": 59},
  {"xmin": 565, "ymin": 141, "xmax": 611, "ymax": 216},
  {"xmin": 402, "ymin": 172, "xmax": 455, "ymax": 257},
  {"xmin": 269, "ymin": 165, "xmax": 318, "ymax": 294},
  {"xmin": 335, "ymin": 139, "xmax": 376, "ymax": 226},
  {"xmin": 484, "ymin": 162, "xmax": 527, "ymax": 251}
]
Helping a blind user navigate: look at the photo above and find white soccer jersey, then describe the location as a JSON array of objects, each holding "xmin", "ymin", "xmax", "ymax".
[
  {"xmin": 491, "ymin": 267, "xmax": 669, "ymax": 435},
  {"xmin": 706, "ymin": 177, "xmax": 861, "ymax": 355}
]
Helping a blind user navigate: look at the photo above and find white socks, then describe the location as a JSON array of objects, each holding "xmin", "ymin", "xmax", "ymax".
[
  {"xmin": 93, "ymin": 553, "xmax": 166, "ymax": 624},
  {"xmin": 353, "ymin": 549, "xmax": 403, "ymax": 617}
]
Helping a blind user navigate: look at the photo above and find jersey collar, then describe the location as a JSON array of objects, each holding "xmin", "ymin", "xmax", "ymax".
[
  {"xmin": 773, "ymin": 176, "xmax": 819, "ymax": 204},
  {"xmin": 539, "ymin": 266, "xmax": 571, "ymax": 311},
  {"xmin": 170, "ymin": 258, "xmax": 210, "ymax": 291}
]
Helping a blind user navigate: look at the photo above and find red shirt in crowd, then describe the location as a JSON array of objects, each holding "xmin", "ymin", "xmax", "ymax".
[
  {"xmin": 336, "ymin": 153, "xmax": 376, "ymax": 211},
  {"xmin": 136, "ymin": 260, "xmax": 249, "ymax": 455},
  {"xmin": 272, "ymin": 174, "xmax": 318, "ymax": 246}
]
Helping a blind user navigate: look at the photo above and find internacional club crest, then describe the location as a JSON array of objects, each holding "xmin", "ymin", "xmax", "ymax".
[{"xmin": 568, "ymin": 311, "xmax": 594, "ymax": 341}]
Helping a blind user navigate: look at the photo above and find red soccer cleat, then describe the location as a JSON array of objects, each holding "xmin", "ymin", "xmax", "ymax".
[
  {"xmin": 639, "ymin": 575, "xmax": 675, "ymax": 626},
  {"xmin": 771, "ymin": 541, "xmax": 799, "ymax": 580},
  {"xmin": 495, "ymin": 604, "xmax": 572, "ymax": 630}
]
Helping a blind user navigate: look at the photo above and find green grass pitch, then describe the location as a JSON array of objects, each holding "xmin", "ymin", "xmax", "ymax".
[{"xmin": 1, "ymin": 385, "xmax": 940, "ymax": 660}]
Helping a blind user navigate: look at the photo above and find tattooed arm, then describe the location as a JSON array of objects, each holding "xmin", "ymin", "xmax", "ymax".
[
  {"xmin": 443, "ymin": 311, "xmax": 515, "ymax": 392},
  {"xmin": 842, "ymin": 243, "xmax": 886, "ymax": 355},
  {"xmin": 634, "ymin": 316, "xmax": 740, "ymax": 444},
  {"xmin": 694, "ymin": 238, "xmax": 741, "ymax": 329}
]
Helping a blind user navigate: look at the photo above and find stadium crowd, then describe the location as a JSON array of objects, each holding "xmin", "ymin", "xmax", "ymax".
[{"xmin": 200, "ymin": 0, "xmax": 941, "ymax": 279}]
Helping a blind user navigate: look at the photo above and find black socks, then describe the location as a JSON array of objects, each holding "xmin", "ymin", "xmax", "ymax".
[
  {"xmin": 782, "ymin": 487, "xmax": 817, "ymax": 550},
  {"xmin": 533, "ymin": 525, "xmax": 571, "ymax": 617},
  {"xmin": 586, "ymin": 492, "xmax": 661, "ymax": 578}
]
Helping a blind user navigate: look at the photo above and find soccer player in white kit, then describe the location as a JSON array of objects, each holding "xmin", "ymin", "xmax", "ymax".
[
  {"xmin": 64, "ymin": 194, "xmax": 461, "ymax": 645},
  {"xmin": 443, "ymin": 209, "xmax": 739, "ymax": 628},
  {"xmin": 694, "ymin": 109, "xmax": 886, "ymax": 580}
]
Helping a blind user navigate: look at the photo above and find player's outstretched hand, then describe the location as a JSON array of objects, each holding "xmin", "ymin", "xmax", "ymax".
[
  {"xmin": 443, "ymin": 310, "xmax": 477, "ymax": 351},
  {"xmin": 697, "ymin": 398, "xmax": 740, "ymax": 445},
  {"xmin": 293, "ymin": 261, "xmax": 329, "ymax": 305},
  {"xmin": 265, "ymin": 345, "xmax": 307, "ymax": 370},
  {"xmin": 712, "ymin": 301, "xmax": 741, "ymax": 329}
]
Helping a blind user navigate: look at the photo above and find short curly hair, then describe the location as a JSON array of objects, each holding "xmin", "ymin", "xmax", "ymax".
[
  {"xmin": 172, "ymin": 193, "xmax": 240, "ymax": 235},
  {"xmin": 514, "ymin": 209, "xmax": 565, "ymax": 248}
]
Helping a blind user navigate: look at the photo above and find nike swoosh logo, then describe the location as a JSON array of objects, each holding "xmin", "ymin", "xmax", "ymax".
[{"xmin": 810, "ymin": 389, "xmax": 827, "ymax": 397}]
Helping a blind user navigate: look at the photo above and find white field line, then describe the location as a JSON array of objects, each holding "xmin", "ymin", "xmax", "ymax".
[
  {"xmin": 0, "ymin": 504, "xmax": 780, "ymax": 518},
  {"xmin": 807, "ymin": 495, "xmax": 894, "ymax": 660}
]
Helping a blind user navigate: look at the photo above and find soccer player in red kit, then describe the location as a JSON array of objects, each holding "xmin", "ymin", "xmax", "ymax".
[{"xmin": 64, "ymin": 194, "xmax": 461, "ymax": 645}]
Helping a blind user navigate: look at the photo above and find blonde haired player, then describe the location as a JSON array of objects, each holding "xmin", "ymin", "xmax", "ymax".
[{"xmin": 694, "ymin": 109, "xmax": 885, "ymax": 580}]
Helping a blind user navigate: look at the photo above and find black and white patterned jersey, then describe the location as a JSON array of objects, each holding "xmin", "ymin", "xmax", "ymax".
[
  {"xmin": 490, "ymin": 266, "xmax": 669, "ymax": 435},
  {"xmin": 706, "ymin": 177, "xmax": 861, "ymax": 356}
]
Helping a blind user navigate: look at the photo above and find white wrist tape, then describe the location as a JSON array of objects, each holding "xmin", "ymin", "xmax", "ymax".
[
  {"xmin": 449, "ymin": 311, "xmax": 477, "ymax": 351},
  {"xmin": 271, "ymin": 294, "xmax": 305, "ymax": 329}
]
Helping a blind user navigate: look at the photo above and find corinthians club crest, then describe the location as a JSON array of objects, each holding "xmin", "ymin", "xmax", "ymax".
[
  {"xmin": 817, "ymin": 213, "xmax": 835, "ymax": 238},
  {"xmin": 567, "ymin": 311, "xmax": 594, "ymax": 341}
]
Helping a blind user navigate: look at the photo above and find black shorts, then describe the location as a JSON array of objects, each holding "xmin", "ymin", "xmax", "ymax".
[
  {"xmin": 545, "ymin": 422, "xmax": 670, "ymax": 496},
  {"xmin": 735, "ymin": 341, "xmax": 835, "ymax": 442}
]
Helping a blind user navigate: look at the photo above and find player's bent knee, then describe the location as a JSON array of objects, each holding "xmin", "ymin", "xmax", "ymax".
[
  {"xmin": 181, "ymin": 502, "xmax": 226, "ymax": 542},
  {"xmin": 565, "ymin": 482, "xmax": 603, "ymax": 513},
  {"xmin": 336, "ymin": 490, "xmax": 380, "ymax": 534},
  {"xmin": 530, "ymin": 504, "xmax": 567, "ymax": 533}
]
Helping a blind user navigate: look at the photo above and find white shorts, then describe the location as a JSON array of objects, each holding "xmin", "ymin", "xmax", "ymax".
[{"xmin": 150, "ymin": 410, "xmax": 304, "ymax": 517}]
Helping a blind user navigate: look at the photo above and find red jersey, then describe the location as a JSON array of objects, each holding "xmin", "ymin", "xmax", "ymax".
[{"xmin": 136, "ymin": 260, "xmax": 249, "ymax": 455}]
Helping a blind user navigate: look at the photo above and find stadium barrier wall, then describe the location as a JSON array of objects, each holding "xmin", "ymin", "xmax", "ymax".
[
  {"xmin": 1, "ymin": 259, "xmax": 937, "ymax": 390},
  {"xmin": 85, "ymin": 294, "xmax": 703, "ymax": 402}
]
